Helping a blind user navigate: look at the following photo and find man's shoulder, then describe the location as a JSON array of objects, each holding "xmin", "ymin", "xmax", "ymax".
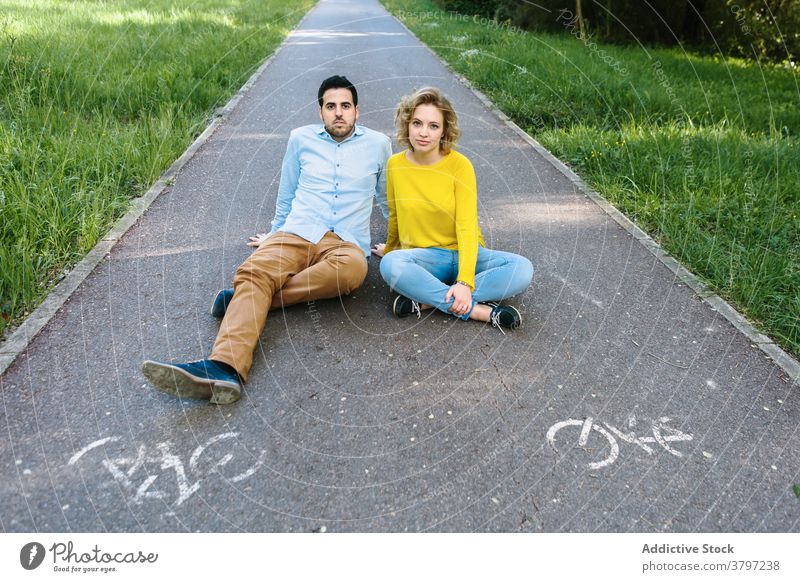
[
  {"xmin": 289, "ymin": 124, "xmax": 321, "ymax": 140},
  {"xmin": 356, "ymin": 125, "xmax": 391, "ymax": 145}
]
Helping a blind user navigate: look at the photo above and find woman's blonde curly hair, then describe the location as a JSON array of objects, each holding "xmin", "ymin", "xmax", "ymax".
[{"xmin": 394, "ymin": 87, "xmax": 461, "ymax": 154}]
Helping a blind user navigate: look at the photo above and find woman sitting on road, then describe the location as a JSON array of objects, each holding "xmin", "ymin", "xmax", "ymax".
[{"xmin": 371, "ymin": 87, "xmax": 533, "ymax": 330}]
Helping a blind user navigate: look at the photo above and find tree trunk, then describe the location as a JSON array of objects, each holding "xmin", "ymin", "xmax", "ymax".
[{"xmin": 576, "ymin": 0, "xmax": 587, "ymax": 41}]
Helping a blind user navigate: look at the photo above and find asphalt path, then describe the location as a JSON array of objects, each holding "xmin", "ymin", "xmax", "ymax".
[{"xmin": 1, "ymin": 0, "xmax": 798, "ymax": 532}]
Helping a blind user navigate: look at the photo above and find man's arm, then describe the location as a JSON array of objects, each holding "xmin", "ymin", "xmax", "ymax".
[
  {"xmin": 374, "ymin": 136, "xmax": 392, "ymax": 220},
  {"xmin": 269, "ymin": 132, "xmax": 301, "ymax": 234}
]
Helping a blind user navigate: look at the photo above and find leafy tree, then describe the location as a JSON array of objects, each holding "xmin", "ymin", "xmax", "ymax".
[{"xmin": 433, "ymin": 0, "xmax": 799, "ymax": 64}]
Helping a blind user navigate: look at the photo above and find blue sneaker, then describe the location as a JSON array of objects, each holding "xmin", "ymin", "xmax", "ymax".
[
  {"xmin": 142, "ymin": 359, "xmax": 241, "ymax": 404},
  {"xmin": 210, "ymin": 288, "xmax": 234, "ymax": 319}
]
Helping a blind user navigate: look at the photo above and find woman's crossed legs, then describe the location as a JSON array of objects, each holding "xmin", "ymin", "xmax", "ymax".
[{"xmin": 379, "ymin": 246, "xmax": 533, "ymax": 322}]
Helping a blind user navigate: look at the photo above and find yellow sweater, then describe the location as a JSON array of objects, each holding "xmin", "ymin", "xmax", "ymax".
[{"xmin": 384, "ymin": 150, "xmax": 486, "ymax": 289}]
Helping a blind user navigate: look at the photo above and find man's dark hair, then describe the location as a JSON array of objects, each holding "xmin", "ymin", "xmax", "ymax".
[{"xmin": 317, "ymin": 75, "xmax": 358, "ymax": 107}]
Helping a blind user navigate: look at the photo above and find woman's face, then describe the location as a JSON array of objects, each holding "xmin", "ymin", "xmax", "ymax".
[{"xmin": 409, "ymin": 103, "xmax": 445, "ymax": 154}]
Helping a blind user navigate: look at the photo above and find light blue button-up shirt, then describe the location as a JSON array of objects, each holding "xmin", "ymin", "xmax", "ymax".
[{"xmin": 269, "ymin": 124, "xmax": 392, "ymax": 257}]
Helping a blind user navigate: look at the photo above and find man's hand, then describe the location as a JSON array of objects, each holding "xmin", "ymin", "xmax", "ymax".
[
  {"xmin": 445, "ymin": 283, "xmax": 472, "ymax": 316},
  {"xmin": 247, "ymin": 233, "xmax": 269, "ymax": 247},
  {"xmin": 371, "ymin": 243, "xmax": 386, "ymax": 258}
]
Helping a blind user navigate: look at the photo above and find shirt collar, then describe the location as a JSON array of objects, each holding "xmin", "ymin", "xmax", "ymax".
[{"xmin": 316, "ymin": 123, "xmax": 364, "ymax": 142}]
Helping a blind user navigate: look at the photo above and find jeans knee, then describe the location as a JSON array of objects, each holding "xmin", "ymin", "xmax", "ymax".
[
  {"xmin": 379, "ymin": 251, "xmax": 407, "ymax": 289},
  {"xmin": 522, "ymin": 256, "xmax": 534, "ymax": 282},
  {"xmin": 510, "ymin": 256, "xmax": 534, "ymax": 295},
  {"xmin": 379, "ymin": 253, "xmax": 392, "ymax": 281}
]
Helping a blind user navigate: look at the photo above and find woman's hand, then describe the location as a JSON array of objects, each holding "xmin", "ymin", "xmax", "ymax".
[
  {"xmin": 371, "ymin": 243, "xmax": 386, "ymax": 258},
  {"xmin": 247, "ymin": 232, "xmax": 269, "ymax": 247},
  {"xmin": 445, "ymin": 283, "xmax": 472, "ymax": 316}
]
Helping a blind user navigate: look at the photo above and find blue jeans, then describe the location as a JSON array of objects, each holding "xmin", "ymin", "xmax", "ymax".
[{"xmin": 379, "ymin": 246, "xmax": 534, "ymax": 319}]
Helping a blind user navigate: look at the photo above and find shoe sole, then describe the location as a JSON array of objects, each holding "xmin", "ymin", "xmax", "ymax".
[{"xmin": 142, "ymin": 360, "xmax": 241, "ymax": 404}]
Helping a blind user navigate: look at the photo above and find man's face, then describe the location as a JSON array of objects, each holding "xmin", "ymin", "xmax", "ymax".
[{"xmin": 319, "ymin": 88, "xmax": 358, "ymax": 142}]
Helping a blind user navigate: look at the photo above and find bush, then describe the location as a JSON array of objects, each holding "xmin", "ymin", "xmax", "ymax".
[
  {"xmin": 707, "ymin": 1, "xmax": 800, "ymax": 64},
  {"xmin": 433, "ymin": 0, "xmax": 499, "ymax": 18}
]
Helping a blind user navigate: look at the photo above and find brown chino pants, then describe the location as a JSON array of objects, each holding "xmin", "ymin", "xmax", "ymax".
[{"xmin": 210, "ymin": 231, "xmax": 367, "ymax": 381}]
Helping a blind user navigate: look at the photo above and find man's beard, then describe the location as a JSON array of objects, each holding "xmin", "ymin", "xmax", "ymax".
[{"xmin": 325, "ymin": 119, "xmax": 355, "ymax": 139}]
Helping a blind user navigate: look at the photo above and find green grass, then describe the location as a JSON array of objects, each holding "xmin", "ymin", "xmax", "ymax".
[
  {"xmin": 382, "ymin": 0, "xmax": 800, "ymax": 358},
  {"xmin": 0, "ymin": 0, "xmax": 313, "ymax": 333}
]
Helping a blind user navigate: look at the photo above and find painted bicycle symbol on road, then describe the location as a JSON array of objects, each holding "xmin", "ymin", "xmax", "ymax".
[
  {"xmin": 546, "ymin": 415, "xmax": 693, "ymax": 470},
  {"xmin": 68, "ymin": 432, "xmax": 266, "ymax": 506}
]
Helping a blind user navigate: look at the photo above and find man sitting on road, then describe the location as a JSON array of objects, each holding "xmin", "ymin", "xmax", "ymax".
[{"xmin": 142, "ymin": 75, "xmax": 391, "ymax": 404}]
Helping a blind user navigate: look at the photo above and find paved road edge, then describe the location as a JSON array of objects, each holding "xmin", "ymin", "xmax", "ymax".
[{"xmin": 0, "ymin": 6, "xmax": 317, "ymax": 377}]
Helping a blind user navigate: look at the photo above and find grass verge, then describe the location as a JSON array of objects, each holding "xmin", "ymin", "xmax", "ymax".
[
  {"xmin": 0, "ymin": 0, "xmax": 314, "ymax": 335},
  {"xmin": 381, "ymin": 0, "xmax": 799, "ymax": 358}
]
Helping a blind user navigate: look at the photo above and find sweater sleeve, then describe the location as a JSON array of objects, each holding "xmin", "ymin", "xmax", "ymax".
[
  {"xmin": 453, "ymin": 156, "xmax": 479, "ymax": 289},
  {"xmin": 383, "ymin": 158, "xmax": 400, "ymax": 253}
]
